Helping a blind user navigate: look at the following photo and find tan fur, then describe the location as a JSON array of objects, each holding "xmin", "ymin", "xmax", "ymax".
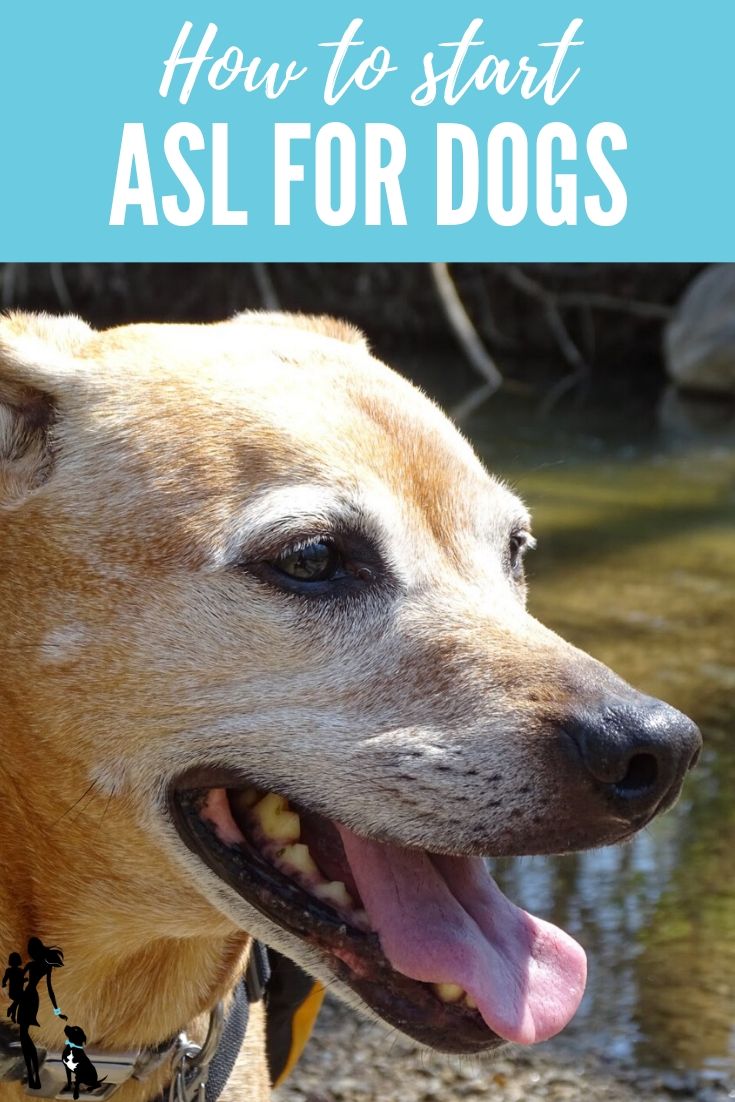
[{"xmin": 0, "ymin": 311, "xmax": 678, "ymax": 1101}]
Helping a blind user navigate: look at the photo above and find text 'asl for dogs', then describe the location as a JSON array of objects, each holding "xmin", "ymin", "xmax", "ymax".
[{"xmin": 109, "ymin": 19, "xmax": 627, "ymax": 229}]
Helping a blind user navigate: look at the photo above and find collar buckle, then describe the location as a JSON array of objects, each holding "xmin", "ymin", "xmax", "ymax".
[{"xmin": 168, "ymin": 1002, "xmax": 225, "ymax": 1102}]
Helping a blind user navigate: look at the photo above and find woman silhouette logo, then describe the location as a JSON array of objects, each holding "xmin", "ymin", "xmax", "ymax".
[{"xmin": 15, "ymin": 937, "xmax": 67, "ymax": 1090}]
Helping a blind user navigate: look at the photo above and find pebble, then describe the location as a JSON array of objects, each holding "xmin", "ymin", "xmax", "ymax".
[{"xmin": 276, "ymin": 997, "xmax": 733, "ymax": 1102}]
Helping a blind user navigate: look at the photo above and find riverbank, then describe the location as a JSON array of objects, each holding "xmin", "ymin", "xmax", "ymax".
[{"xmin": 276, "ymin": 998, "xmax": 733, "ymax": 1102}]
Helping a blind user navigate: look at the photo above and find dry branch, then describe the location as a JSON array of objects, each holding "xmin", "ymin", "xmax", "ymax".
[{"xmin": 431, "ymin": 262, "xmax": 503, "ymax": 391}]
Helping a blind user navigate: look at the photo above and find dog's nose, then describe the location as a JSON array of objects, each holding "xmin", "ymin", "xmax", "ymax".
[{"xmin": 565, "ymin": 696, "xmax": 702, "ymax": 816}]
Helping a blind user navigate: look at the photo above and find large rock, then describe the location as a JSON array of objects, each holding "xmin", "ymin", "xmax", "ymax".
[
  {"xmin": 658, "ymin": 386, "xmax": 735, "ymax": 444},
  {"xmin": 664, "ymin": 264, "xmax": 735, "ymax": 395}
]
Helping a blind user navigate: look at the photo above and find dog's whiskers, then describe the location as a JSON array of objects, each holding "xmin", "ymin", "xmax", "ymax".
[
  {"xmin": 96, "ymin": 791, "xmax": 114, "ymax": 828},
  {"xmin": 51, "ymin": 782, "xmax": 97, "ymax": 826}
]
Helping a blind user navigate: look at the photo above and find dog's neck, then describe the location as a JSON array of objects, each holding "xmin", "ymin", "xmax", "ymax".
[{"xmin": 0, "ymin": 718, "xmax": 250, "ymax": 1057}]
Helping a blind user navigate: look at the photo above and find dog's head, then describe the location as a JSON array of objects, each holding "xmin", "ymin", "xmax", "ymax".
[
  {"xmin": 64, "ymin": 1026, "xmax": 87, "ymax": 1047},
  {"xmin": 0, "ymin": 311, "xmax": 700, "ymax": 1053}
]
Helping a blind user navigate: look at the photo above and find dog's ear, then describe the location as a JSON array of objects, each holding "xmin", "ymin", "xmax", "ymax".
[{"xmin": 0, "ymin": 312, "xmax": 92, "ymax": 509}]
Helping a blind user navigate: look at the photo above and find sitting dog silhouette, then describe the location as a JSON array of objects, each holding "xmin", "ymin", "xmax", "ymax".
[{"xmin": 62, "ymin": 1026, "xmax": 107, "ymax": 1099}]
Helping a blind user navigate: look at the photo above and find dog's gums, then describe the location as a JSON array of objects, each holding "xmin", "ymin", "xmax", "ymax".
[
  {"xmin": 169, "ymin": 777, "xmax": 587, "ymax": 1054},
  {"xmin": 206, "ymin": 789, "xmax": 479, "ymax": 1010}
]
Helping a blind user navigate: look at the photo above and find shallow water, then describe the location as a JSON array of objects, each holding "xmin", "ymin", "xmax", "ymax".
[{"xmin": 455, "ymin": 386, "xmax": 735, "ymax": 1081}]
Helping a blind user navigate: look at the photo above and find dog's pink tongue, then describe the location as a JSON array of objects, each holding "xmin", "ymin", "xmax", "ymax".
[{"xmin": 337, "ymin": 827, "xmax": 587, "ymax": 1045}]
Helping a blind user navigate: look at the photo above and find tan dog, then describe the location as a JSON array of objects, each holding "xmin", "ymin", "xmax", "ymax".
[{"xmin": 0, "ymin": 311, "xmax": 700, "ymax": 1102}]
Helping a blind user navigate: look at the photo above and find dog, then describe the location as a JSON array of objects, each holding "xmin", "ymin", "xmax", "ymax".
[
  {"xmin": 62, "ymin": 1026, "xmax": 106, "ymax": 1099},
  {"xmin": 0, "ymin": 311, "xmax": 701, "ymax": 1102}
]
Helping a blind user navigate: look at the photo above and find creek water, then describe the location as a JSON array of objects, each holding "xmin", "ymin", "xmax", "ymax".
[{"xmin": 444, "ymin": 382, "xmax": 735, "ymax": 1082}]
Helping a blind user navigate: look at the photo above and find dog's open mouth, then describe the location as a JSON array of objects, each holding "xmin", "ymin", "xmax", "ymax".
[{"xmin": 169, "ymin": 775, "xmax": 587, "ymax": 1054}]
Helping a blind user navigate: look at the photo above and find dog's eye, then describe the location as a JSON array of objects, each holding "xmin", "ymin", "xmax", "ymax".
[
  {"xmin": 509, "ymin": 530, "xmax": 535, "ymax": 578},
  {"xmin": 272, "ymin": 539, "xmax": 343, "ymax": 584},
  {"xmin": 241, "ymin": 532, "xmax": 381, "ymax": 597}
]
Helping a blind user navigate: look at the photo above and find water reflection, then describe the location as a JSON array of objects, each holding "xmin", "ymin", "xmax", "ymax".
[{"xmin": 466, "ymin": 394, "xmax": 735, "ymax": 1077}]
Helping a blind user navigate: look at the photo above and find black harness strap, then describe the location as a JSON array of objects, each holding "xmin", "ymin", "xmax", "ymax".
[
  {"xmin": 203, "ymin": 943, "xmax": 270, "ymax": 1102},
  {"xmin": 202, "ymin": 980, "xmax": 247, "ymax": 1102}
]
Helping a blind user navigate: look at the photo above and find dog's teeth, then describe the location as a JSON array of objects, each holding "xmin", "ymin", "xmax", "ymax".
[
  {"xmin": 239, "ymin": 787, "xmax": 260, "ymax": 808},
  {"xmin": 277, "ymin": 843, "xmax": 319, "ymax": 879},
  {"xmin": 464, "ymin": 994, "xmax": 477, "ymax": 1009},
  {"xmin": 351, "ymin": 909, "xmax": 371, "ymax": 932},
  {"xmin": 313, "ymin": 880, "xmax": 354, "ymax": 910},
  {"xmin": 228, "ymin": 788, "xmax": 261, "ymax": 820},
  {"xmin": 251, "ymin": 793, "xmax": 301, "ymax": 843},
  {"xmin": 432, "ymin": 983, "xmax": 465, "ymax": 1004}
]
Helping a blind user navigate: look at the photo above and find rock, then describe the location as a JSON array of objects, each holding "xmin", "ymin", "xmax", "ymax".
[
  {"xmin": 657, "ymin": 386, "xmax": 735, "ymax": 443},
  {"xmin": 664, "ymin": 264, "xmax": 735, "ymax": 395},
  {"xmin": 275, "ymin": 997, "xmax": 733, "ymax": 1102}
]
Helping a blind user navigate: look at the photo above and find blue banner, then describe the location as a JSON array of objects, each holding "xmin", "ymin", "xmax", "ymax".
[{"xmin": 0, "ymin": 2, "xmax": 732, "ymax": 260}]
